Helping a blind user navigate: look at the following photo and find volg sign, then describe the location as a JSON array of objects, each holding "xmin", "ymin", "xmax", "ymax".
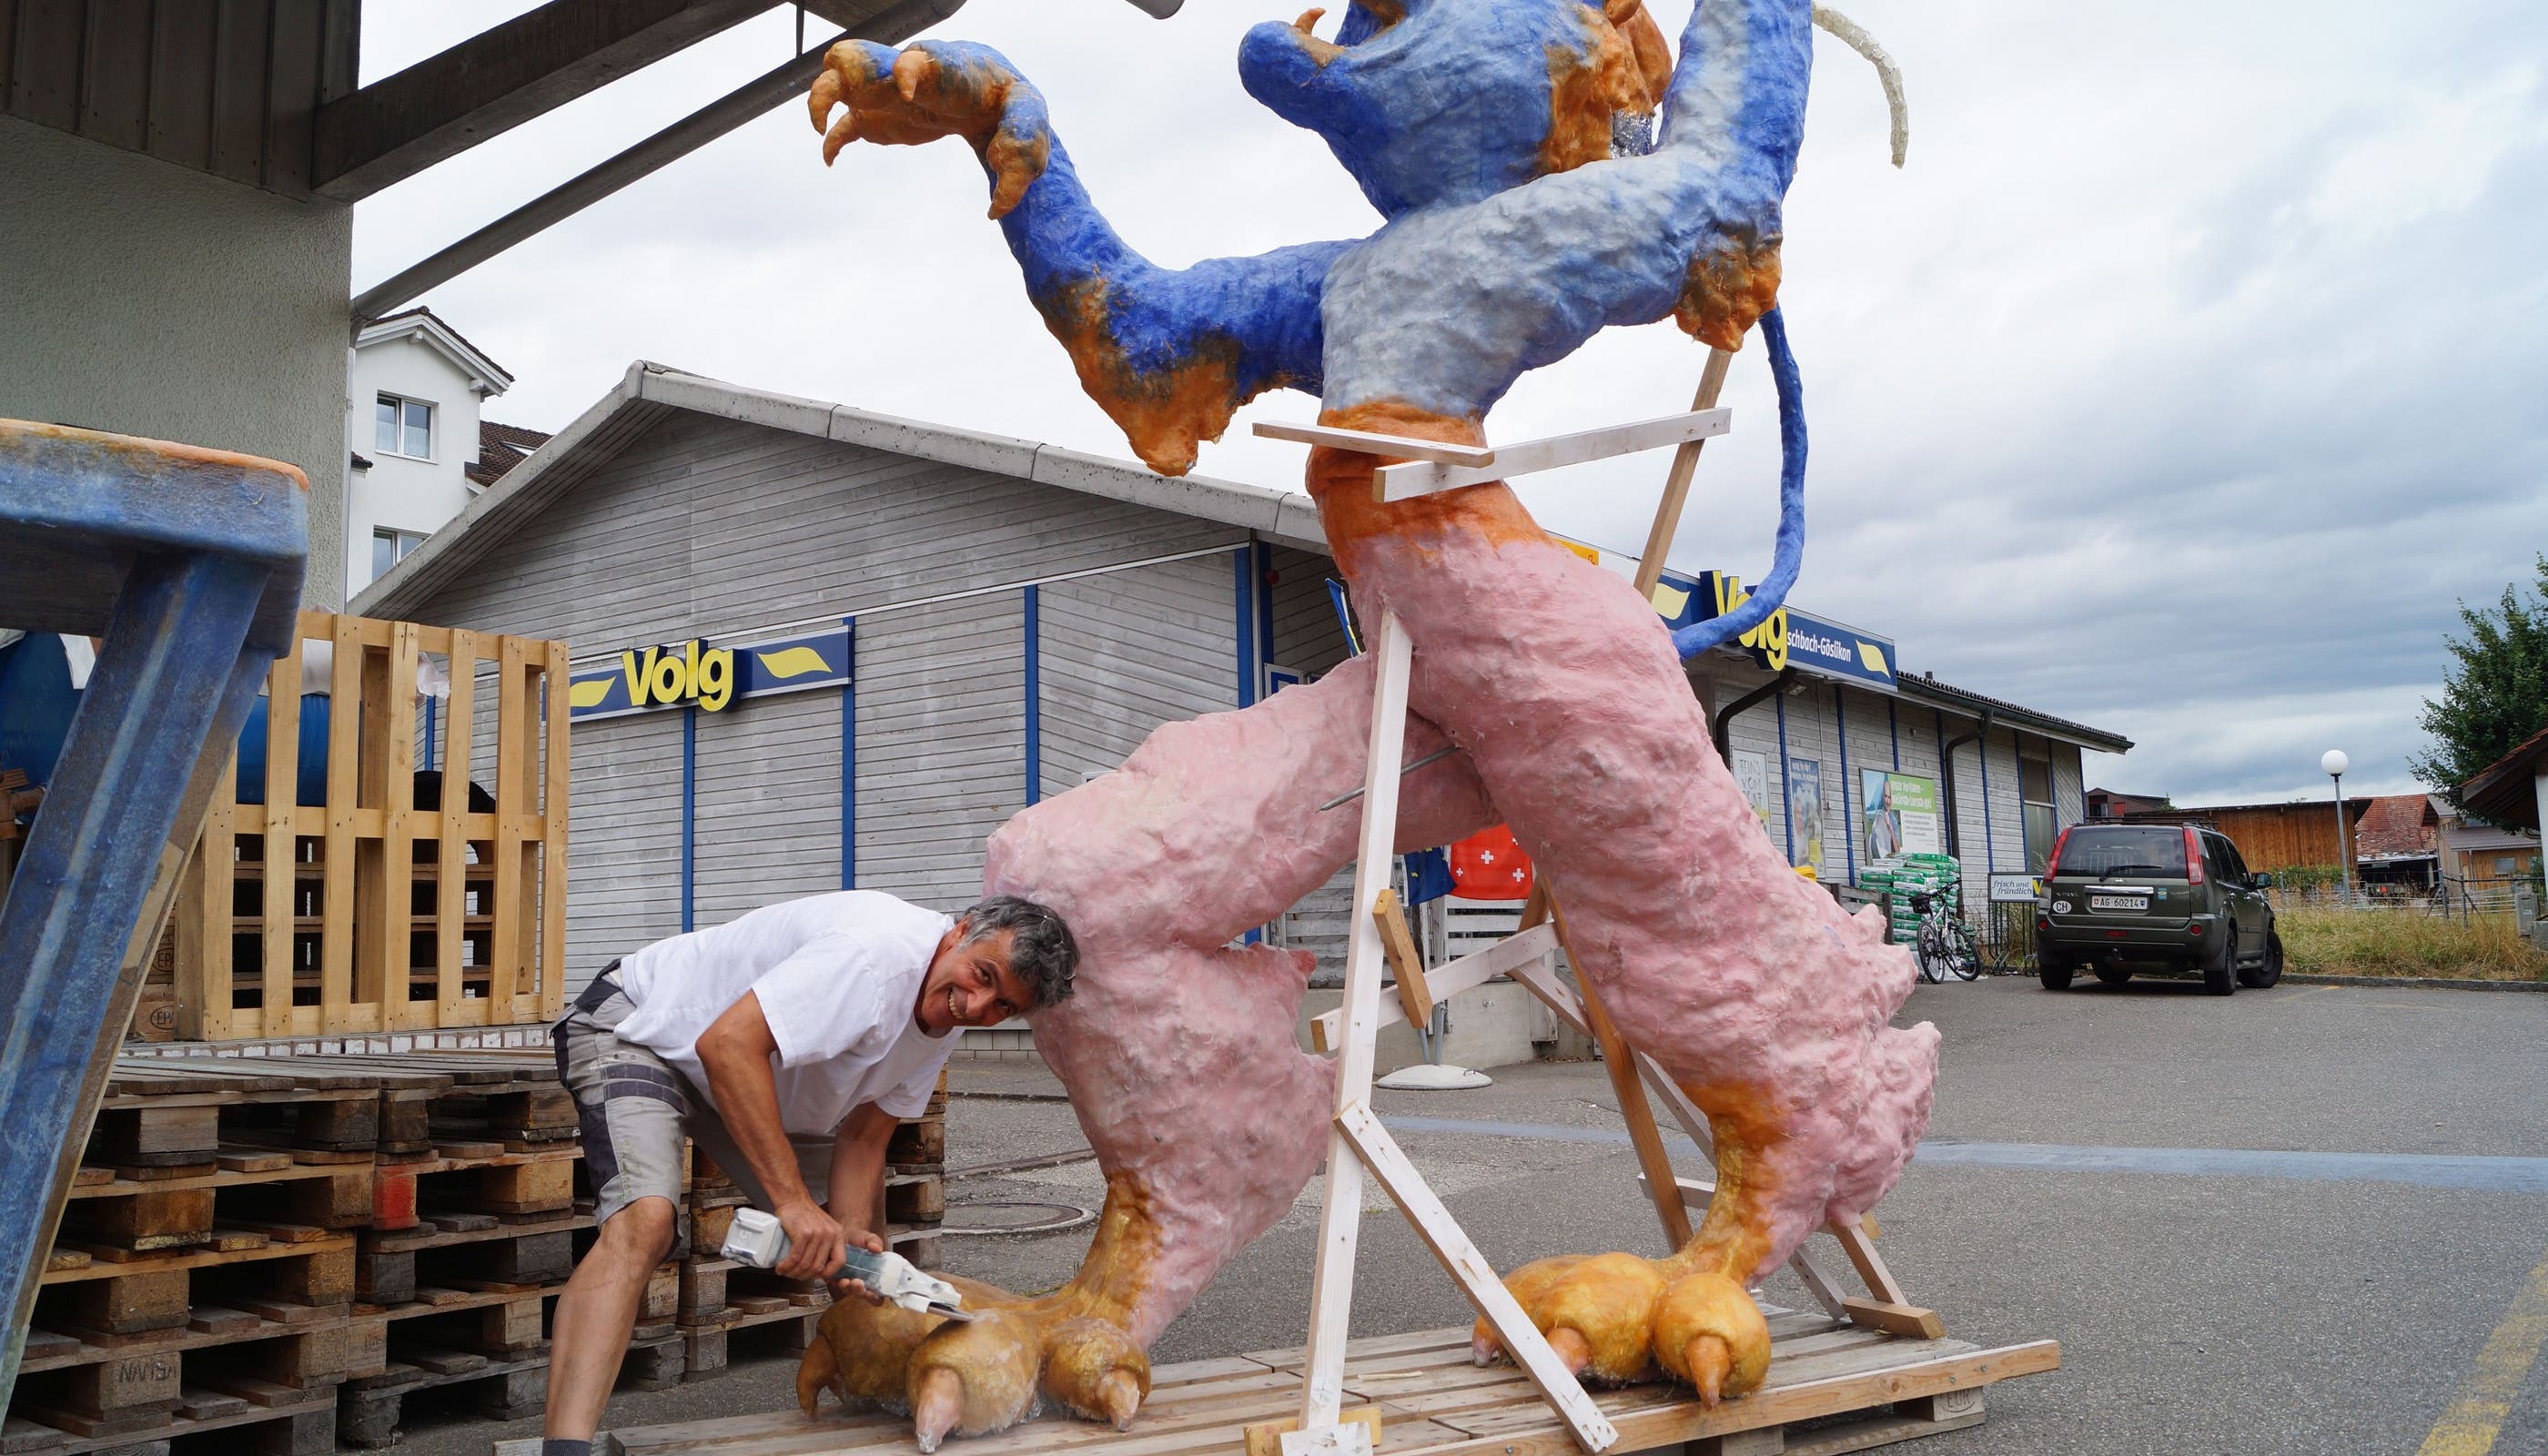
[
  {"xmin": 567, "ymin": 626, "xmax": 852, "ymax": 722},
  {"xmin": 622, "ymin": 640, "xmax": 735, "ymax": 713}
]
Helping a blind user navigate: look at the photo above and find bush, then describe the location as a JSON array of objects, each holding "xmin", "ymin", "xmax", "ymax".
[
  {"xmin": 2270, "ymin": 864, "xmax": 2349, "ymax": 896},
  {"xmin": 2279, "ymin": 906, "xmax": 2548, "ymax": 981}
]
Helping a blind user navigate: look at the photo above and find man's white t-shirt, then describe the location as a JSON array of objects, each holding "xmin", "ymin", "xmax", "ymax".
[{"xmin": 609, "ymin": 891, "xmax": 956, "ymax": 1135}]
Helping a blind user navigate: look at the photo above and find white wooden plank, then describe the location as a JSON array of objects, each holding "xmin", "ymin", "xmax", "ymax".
[
  {"xmin": 1309, "ymin": 922, "xmax": 1559, "ymax": 1049},
  {"xmin": 1299, "ymin": 612, "xmax": 1414, "ymax": 1433},
  {"xmin": 1375, "ymin": 409, "xmax": 1733, "ymax": 500},
  {"xmin": 1251, "ymin": 420, "xmax": 1498, "ymax": 467},
  {"xmin": 1336, "ymin": 1103, "xmax": 1618, "ymax": 1451}
]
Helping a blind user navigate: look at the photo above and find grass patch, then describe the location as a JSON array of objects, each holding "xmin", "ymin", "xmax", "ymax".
[{"xmin": 2280, "ymin": 907, "xmax": 2548, "ymax": 981}]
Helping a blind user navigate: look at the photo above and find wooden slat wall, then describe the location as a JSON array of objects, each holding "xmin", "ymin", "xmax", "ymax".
[
  {"xmin": 563, "ymin": 708, "xmax": 682, "ymax": 993},
  {"xmin": 414, "ymin": 412, "xmax": 1247, "ymax": 658},
  {"xmin": 1037, "ymin": 553, "xmax": 1239, "ymax": 793},
  {"xmin": 1717, "ymin": 679, "xmax": 1790, "ymax": 861},
  {"xmin": 853, "ymin": 594, "xmax": 1026, "ymax": 914},
  {"xmin": 1268, "ymin": 545, "xmax": 1352, "ymax": 672},
  {"xmin": 1267, "ymin": 546, "xmax": 1361, "ymax": 981},
  {"xmin": 0, "ymin": 0, "xmax": 357, "ymax": 196},
  {"xmin": 693, "ymin": 687, "xmax": 844, "ymax": 929}
]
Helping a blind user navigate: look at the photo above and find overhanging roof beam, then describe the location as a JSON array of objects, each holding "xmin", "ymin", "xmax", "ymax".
[
  {"xmin": 312, "ymin": 0, "xmax": 782, "ymax": 202},
  {"xmin": 350, "ymin": 0, "xmax": 966, "ymax": 323}
]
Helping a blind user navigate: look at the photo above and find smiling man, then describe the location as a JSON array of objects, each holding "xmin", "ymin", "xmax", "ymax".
[{"xmin": 540, "ymin": 892, "xmax": 1077, "ymax": 1455}]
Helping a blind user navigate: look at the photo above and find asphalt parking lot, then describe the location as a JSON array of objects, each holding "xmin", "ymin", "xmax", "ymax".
[{"xmin": 409, "ymin": 975, "xmax": 2548, "ymax": 1456}]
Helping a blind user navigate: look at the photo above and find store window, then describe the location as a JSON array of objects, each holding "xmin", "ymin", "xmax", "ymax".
[
  {"xmin": 372, "ymin": 527, "xmax": 427, "ymax": 581},
  {"xmin": 375, "ymin": 394, "xmax": 432, "ymax": 459},
  {"xmin": 2020, "ymin": 753, "xmax": 2057, "ymax": 872}
]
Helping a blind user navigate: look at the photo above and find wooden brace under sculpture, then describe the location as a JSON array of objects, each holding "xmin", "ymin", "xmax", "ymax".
[{"xmin": 794, "ymin": 1, "xmax": 1936, "ymax": 1447}]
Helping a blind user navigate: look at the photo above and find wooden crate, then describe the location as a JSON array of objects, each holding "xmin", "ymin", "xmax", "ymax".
[{"xmin": 173, "ymin": 611, "xmax": 570, "ymax": 1038}]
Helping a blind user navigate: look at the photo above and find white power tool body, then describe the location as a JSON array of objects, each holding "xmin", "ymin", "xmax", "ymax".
[{"xmin": 720, "ymin": 1207, "xmax": 972, "ymax": 1321}]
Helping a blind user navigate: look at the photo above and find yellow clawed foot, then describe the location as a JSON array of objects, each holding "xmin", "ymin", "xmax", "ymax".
[
  {"xmin": 797, "ymin": 1283, "xmax": 1149, "ymax": 1449},
  {"xmin": 1472, "ymin": 1256, "xmax": 1770, "ymax": 1405}
]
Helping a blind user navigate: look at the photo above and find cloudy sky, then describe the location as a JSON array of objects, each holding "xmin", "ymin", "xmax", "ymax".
[{"xmin": 358, "ymin": 0, "xmax": 2548, "ymax": 805}]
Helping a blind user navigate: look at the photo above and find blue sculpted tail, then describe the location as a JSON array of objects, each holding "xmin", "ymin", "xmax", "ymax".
[{"xmin": 1672, "ymin": 308, "xmax": 1805, "ymax": 661}]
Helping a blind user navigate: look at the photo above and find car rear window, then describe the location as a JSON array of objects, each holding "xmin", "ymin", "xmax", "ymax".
[{"xmin": 2056, "ymin": 826, "xmax": 2188, "ymax": 878}]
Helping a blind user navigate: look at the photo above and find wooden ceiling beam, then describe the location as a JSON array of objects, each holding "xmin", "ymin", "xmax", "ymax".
[{"xmin": 309, "ymin": 0, "xmax": 778, "ymax": 202}]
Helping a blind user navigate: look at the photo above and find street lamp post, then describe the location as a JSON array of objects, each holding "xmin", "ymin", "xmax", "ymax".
[{"xmin": 2321, "ymin": 750, "xmax": 2352, "ymax": 905}]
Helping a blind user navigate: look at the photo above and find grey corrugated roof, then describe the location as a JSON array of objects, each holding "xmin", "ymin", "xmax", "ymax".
[
  {"xmin": 1891, "ymin": 671, "xmax": 2134, "ymax": 754},
  {"xmin": 353, "ymin": 361, "xmax": 1330, "ymax": 621}
]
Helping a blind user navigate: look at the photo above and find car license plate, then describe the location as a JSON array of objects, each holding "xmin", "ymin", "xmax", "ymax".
[{"xmin": 2089, "ymin": 894, "xmax": 2149, "ymax": 912}]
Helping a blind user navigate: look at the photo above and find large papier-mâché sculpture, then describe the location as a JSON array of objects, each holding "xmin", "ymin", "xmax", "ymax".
[{"xmin": 794, "ymin": 1, "xmax": 1938, "ymax": 1447}]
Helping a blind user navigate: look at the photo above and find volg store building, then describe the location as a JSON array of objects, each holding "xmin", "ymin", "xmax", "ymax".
[{"xmin": 359, "ymin": 362, "xmax": 2133, "ymax": 1016}]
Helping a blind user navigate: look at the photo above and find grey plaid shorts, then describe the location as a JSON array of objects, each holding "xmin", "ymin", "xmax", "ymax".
[{"xmin": 551, "ymin": 974, "xmax": 697, "ymax": 1228}]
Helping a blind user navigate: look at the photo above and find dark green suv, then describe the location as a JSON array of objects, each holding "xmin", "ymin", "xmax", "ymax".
[{"xmin": 2035, "ymin": 823, "xmax": 2283, "ymax": 995}]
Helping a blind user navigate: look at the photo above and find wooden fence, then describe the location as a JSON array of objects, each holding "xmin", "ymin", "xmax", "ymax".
[{"xmin": 173, "ymin": 612, "xmax": 569, "ymax": 1038}]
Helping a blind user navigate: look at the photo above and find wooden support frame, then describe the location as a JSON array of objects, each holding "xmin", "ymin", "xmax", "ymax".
[
  {"xmin": 1249, "ymin": 409, "xmax": 1734, "ymax": 503},
  {"xmin": 1306, "ymin": 921, "xmax": 1557, "ymax": 1049},
  {"xmin": 1374, "ymin": 409, "xmax": 1732, "ymax": 500},
  {"xmin": 1293, "ymin": 612, "xmax": 1617, "ymax": 1455},
  {"xmin": 172, "ymin": 612, "xmax": 570, "ymax": 1038},
  {"xmin": 1370, "ymin": 888, "xmax": 1433, "ymax": 1026}
]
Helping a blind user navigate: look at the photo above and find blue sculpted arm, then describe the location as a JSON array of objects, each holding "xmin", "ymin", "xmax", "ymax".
[{"xmin": 814, "ymin": 40, "xmax": 1357, "ymax": 475}]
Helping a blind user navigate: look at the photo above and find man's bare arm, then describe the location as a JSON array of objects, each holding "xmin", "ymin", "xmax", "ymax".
[
  {"xmin": 827, "ymin": 1105, "xmax": 897, "ymax": 1298},
  {"xmin": 694, "ymin": 990, "xmax": 843, "ymax": 1283}
]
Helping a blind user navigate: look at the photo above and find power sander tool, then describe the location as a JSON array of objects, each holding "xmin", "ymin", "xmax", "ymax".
[{"xmin": 720, "ymin": 1207, "xmax": 973, "ymax": 1321}]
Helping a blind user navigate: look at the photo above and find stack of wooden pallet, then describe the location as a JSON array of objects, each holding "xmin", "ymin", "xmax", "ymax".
[
  {"xmin": 43, "ymin": 1048, "xmax": 960, "ymax": 1442},
  {"xmin": 675, "ymin": 1156, "xmax": 822, "ymax": 1384},
  {"xmin": 672, "ymin": 1067, "xmax": 950, "ymax": 1383},
  {"xmin": 326, "ymin": 1050, "xmax": 607, "ymax": 1447},
  {"xmin": 15, "ymin": 1060, "xmax": 386, "ymax": 1456},
  {"xmin": 885, "ymin": 1068, "xmax": 950, "ymax": 1269}
]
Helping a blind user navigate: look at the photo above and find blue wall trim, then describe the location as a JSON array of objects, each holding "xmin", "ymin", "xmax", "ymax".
[
  {"xmin": 1023, "ymin": 584, "xmax": 1041, "ymax": 805},
  {"xmin": 855, "ymin": 614, "xmax": 866, "ymax": 887},
  {"xmin": 681, "ymin": 704, "xmax": 697, "ymax": 932},
  {"xmin": 422, "ymin": 697, "xmax": 437, "ymax": 774},
  {"xmin": 1835, "ymin": 683, "xmax": 1854, "ymax": 885},
  {"xmin": 1888, "ymin": 696, "xmax": 1900, "ymax": 769},
  {"xmin": 1253, "ymin": 541, "xmax": 1275, "ymax": 684},
  {"xmin": 1774, "ymin": 692, "xmax": 1795, "ymax": 866},
  {"xmin": 1233, "ymin": 546, "xmax": 1258, "ymax": 708}
]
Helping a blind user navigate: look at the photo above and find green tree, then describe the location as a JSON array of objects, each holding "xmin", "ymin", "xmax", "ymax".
[{"xmin": 2412, "ymin": 555, "xmax": 2548, "ymax": 804}]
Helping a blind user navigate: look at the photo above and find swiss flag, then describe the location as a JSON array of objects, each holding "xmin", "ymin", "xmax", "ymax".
[{"xmin": 1449, "ymin": 824, "xmax": 1535, "ymax": 900}]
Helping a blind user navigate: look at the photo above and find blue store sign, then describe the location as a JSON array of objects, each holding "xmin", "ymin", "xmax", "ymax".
[
  {"xmin": 567, "ymin": 625, "xmax": 852, "ymax": 722},
  {"xmin": 1655, "ymin": 569, "xmax": 1897, "ymax": 690}
]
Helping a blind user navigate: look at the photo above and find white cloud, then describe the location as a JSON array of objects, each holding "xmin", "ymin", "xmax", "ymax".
[{"xmin": 357, "ymin": 0, "xmax": 2548, "ymax": 807}]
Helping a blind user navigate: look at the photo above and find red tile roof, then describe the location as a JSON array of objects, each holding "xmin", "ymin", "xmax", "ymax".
[
  {"xmin": 2352, "ymin": 794, "xmax": 2438, "ymax": 860},
  {"xmin": 467, "ymin": 420, "xmax": 551, "ymax": 488}
]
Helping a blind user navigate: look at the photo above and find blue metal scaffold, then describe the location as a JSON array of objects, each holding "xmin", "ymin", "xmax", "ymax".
[{"xmin": 0, "ymin": 420, "xmax": 308, "ymax": 1403}]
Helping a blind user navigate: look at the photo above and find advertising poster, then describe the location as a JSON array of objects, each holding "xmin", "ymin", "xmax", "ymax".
[
  {"xmin": 1787, "ymin": 757, "xmax": 1824, "ymax": 874},
  {"xmin": 1861, "ymin": 769, "xmax": 1942, "ymax": 860},
  {"xmin": 1732, "ymin": 751, "xmax": 1772, "ymax": 842}
]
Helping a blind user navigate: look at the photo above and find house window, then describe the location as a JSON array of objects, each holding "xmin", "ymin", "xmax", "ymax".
[
  {"xmin": 372, "ymin": 527, "xmax": 427, "ymax": 581},
  {"xmin": 374, "ymin": 395, "xmax": 432, "ymax": 459},
  {"xmin": 2019, "ymin": 753, "xmax": 2058, "ymax": 872},
  {"xmin": 2497, "ymin": 855, "xmax": 2522, "ymax": 877}
]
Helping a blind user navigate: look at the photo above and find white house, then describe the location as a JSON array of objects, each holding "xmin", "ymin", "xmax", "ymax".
[{"xmin": 344, "ymin": 308, "xmax": 546, "ymax": 595}]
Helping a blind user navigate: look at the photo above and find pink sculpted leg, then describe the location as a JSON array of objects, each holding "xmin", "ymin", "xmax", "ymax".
[
  {"xmin": 797, "ymin": 653, "xmax": 1494, "ymax": 1447},
  {"xmin": 1310, "ymin": 409, "xmax": 1937, "ymax": 1401}
]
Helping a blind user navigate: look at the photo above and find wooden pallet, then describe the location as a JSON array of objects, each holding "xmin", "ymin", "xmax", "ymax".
[
  {"xmin": 10, "ymin": 1308, "xmax": 355, "ymax": 1453},
  {"xmin": 611, "ymin": 1315, "xmax": 2057, "ymax": 1456},
  {"xmin": 172, "ymin": 610, "xmax": 569, "ymax": 1039}
]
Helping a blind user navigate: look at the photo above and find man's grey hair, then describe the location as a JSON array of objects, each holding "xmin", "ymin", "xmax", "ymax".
[{"xmin": 958, "ymin": 895, "xmax": 1079, "ymax": 1009}]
